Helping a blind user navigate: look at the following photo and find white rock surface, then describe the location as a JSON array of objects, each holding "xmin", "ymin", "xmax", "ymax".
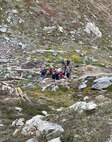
[
  {"xmin": 56, "ymin": 107, "xmax": 64, "ymax": 112},
  {"xmin": 0, "ymin": 26, "xmax": 7, "ymax": 33},
  {"xmin": 92, "ymin": 77, "xmax": 112, "ymax": 90},
  {"xmin": 0, "ymin": 124, "xmax": 4, "ymax": 127},
  {"xmin": 41, "ymin": 111, "xmax": 48, "ymax": 116},
  {"xmin": 48, "ymin": 137, "xmax": 61, "ymax": 142},
  {"xmin": 22, "ymin": 115, "xmax": 64, "ymax": 140},
  {"xmin": 12, "ymin": 9, "xmax": 18, "ymax": 14},
  {"xmin": 51, "ymin": 85, "xmax": 59, "ymax": 91},
  {"xmin": 12, "ymin": 118, "xmax": 25, "ymax": 127},
  {"xmin": 83, "ymin": 96, "xmax": 89, "ymax": 101},
  {"xmin": 15, "ymin": 107, "xmax": 23, "ymax": 112},
  {"xmin": 78, "ymin": 82, "xmax": 87, "ymax": 89},
  {"xmin": 58, "ymin": 26, "xmax": 64, "ymax": 33},
  {"xmin": 43, "ymin": 26, "xmax": 56, "ymax": 33},
  {"xmin": 85, "ymin": 22, "xmax": 102, "ymax": 38},
  {"xmin": 26, "ymin": 138, "xmax": 35, "ymax": 142},
  {"xmin": 69, "ymin": 101, "xmax": 97, "ymax": 111}
]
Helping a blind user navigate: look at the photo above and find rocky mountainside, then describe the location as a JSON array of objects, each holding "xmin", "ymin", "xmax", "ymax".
[{"xmin": 0, "ymin": 0, "xmax": 112, "ymax": 142}]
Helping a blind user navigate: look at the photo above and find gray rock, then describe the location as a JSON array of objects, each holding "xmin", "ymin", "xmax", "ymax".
[
  {"xmin": 69, "ymin": 101, "xmax": 97, "ymax": 111},
  {"xmin": 0, "ymin": 58, "xmax": 9, "ymax": 63},
  {"xmin": 84, "ymin": 22, "xmax": 102, "ymax": 38},
  {"xmin": 43, "ymin": 26, "xmax": 56, "ymax": 33},
  {"xmin": 26, "ymin": 82, "xmax": 36, "ymax": 89},
  {"xmin": 26, "ymin": 138, "xmax": 35, "ymax": 142},
  {"xmin": 92, "ymin": 77, "xmax": 112, "ymax": 90},
  {"xmin": 83, "ymin": 96, "xmax": 89, "ymax": 101},
  {"xmin": 0, "ymin": 26, "xmax": 7, "ymax": 33},
  {"xmin": 0, "ymin": 124, "xmax": 4, "ymax": 127},
  {"xmin": 15, "ymin": 107, "xmax": 23, "ymax": 112},
  {"xmin": 48, "ymin": 137, "xmax": 61, "ymax": 142},
  {"xmin": 12, "ymin": 118, "xmax": 25, "ymax": 127},
  {"xmin": 51, "ymin": 85, "xmax": 59, "ymax": 91},
  {"xmin": 75, "ymin": 49, "xmax": 81, "ymax": 54},
  {"xmin": 22, "ymin": 115, "xmax": 64, "ymax": 140},
  {"xmin": 41, "ymin": 111, "xmax": 48, "ymax": 116},
  {"xmin": 78, "ymin": 82, "xmax": 87, "ymax": 89},
  {"xmin": 88, "ymin": 57, "xmax": 98, "ymax": 62},
  {"xmin": 12, "ymin": 9, "xmax": 18, "ymax": 14},
  {"xmin": 2, "ymin": 85, "xmax": 14, "ymax": 95},
  {"xmin": 56, "ymin": 107, "xmax": 64, "ymax": 112},
  {"xmin": 58, "ymin": 26, "xmax": 64, "ymax": 33}
]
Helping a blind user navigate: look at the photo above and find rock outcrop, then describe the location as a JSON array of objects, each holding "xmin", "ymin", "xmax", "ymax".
[
  {"xmin": 22, "ymin": 115, "xmax": 64, "ymax": 141},
  {"xmin": 69, "ymin": 101, "xmax": 97, "ymax": 112},
  {"xmin": 92, "ymin": 76, "xmax": 112, "ymax": 90}
]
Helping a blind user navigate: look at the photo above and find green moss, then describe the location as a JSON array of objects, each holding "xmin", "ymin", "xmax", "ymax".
[
  {"xmin": 107, "ymin": 85, "xmax": 112, "ymax": 93},
  {"xmin": 16, "ymin": 100, "xmax": 50, "ymax": 118},
  {"xmin": 92, "ymin": 62, "xmax": 106, "ymax": 67},
  {"xmin": 61, "ymin": 129, "xmax": 74, "ymax": 142}
]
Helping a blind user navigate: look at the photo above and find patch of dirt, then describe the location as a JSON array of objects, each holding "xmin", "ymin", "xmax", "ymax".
[{"xmin": 76, "ymin": 65, "xmax": 112, "ymax": 79}]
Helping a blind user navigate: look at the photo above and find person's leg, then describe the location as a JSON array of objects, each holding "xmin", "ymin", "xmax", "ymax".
[{"xmin": 67, "ymin": 73, "xmax": 70, "ymax": 78}]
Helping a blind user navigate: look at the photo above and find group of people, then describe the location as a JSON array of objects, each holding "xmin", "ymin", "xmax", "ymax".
[{"xmin": 39, "ymin": 60, "xmax": 72, "ymax": 80}]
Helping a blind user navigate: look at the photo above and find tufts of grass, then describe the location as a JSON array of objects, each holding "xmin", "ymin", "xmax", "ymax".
[
  {"xmin": 107, "ymin": 85, "xmax": 112, "ymax": 93},
  {"xmin": 16, "ymin": 99, "xmax": 50, "ymax": 119}
]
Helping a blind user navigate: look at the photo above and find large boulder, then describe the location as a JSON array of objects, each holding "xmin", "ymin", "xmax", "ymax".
[
  {"xmin": 69, "ymin": 101, "xmax": 97, "ymax": 112},
  {"xmin": 22, "ymin": 115, "xmax": 64, "ymax": 141},
  {"xmin": 92, "ymin": 77, "xmax": 112, "ymax": 90}
]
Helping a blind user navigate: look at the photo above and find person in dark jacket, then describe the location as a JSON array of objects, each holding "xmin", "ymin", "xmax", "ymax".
[
  {"xmin": 66, "ymin": 60, "xmax": 70, "ymax": 66},
  {"xmin": 52, "ymin": 72, "xmax": 56, "ymax": 79},
  {"xmin": 41, "ymin": 68, "xmax": 47, "ymax": 79},
  {"xmin": 55, "ymin": 72, "xmax": 59, "ymax": 80}
]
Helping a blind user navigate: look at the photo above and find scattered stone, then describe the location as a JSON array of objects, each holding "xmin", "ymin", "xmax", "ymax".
[
  {"xmin": 51, "ymin": 85, "xmax": 59, "ymax": 91},
  {"xmin": 13, "ymin": 128, "xmax": 21, "ymax": 136},
  {"xmin": 92, "ymin": 76, "xmax": 112, "ymax": 90},
  {"xmin": 78, "ymin": 77, "xmax": 92, "ymax": 89},
  {"xmin": 15, "ymin": 107, "xmax": 23, "ymax": 112},
  {"xmin": 12, "ymin": 118, "xmax": 25, "ymax": 127},
  {"xmin": 4, "ymin": 36, "xmax": 10, "ymax": 41},
  {"xmin": 43, "ymin": 26, "xmax": 56, "ymax": 33},
  {"xmin": 39, "ymin": 79, "xmax": 55, "ymax": 91},
  {"xmin": 12, "ymin": 9, "xmax": 18, "ymax": 14},
  {"xmin": 26, "ymin": 82, "xmax": 36, "ymax": 89},
  {"xmin": 0, "ymin": 26, "xmax": 7, "ymax": 33},
  {"xmin": 95, "ymin": 95, "xmax": 111, "ymax": 106},
  {"xmin": 41, "ymin": 111, "xmax": 48, "ymax": 116},
  {"xmin": 18, "ymin": 42, "xmax": 26, "ymax": 49},
  {"xmin": 83, "ymin": 96, "xmax": 89, "ymax": 101},
  {"xmin": 2, "ymin": 85, "xmax": 14, "ymax": 95},
  {"xmin": 79, "ymin": 41, "xmax": 84, "ymax": 45},
  {"xmin": 78, "ymin": 81, "xmax": 87, "ymax": 89},
  {"xmin": 95, "ymin": 95, "xmax": 106, "ymax": 101},
  {"xmin": 0, "ymin": 58, "xmax": 9, "ymax": 63},
  {"xmin": 56, "ymin": 107, "xmax": 64, "ymax": 112},
  {"xmin": 69, "ymin": 101, "xmax": 97, "ymax": 112},
  {"xmin": 26, "ymin": 138, "xmax": 35, "ymax": 142},
  {"xmin": 84, "ymin": 22, "xmax": 102, "ymax": 38},
  {"xmin": 0, "ymin": 124, "xmax": 4, "ymax": 127},
  {"xmin": 7, "ymin": 16, "xmax": 11, "ymax": 23},
  {"xmin": 48, "ymin": 137, "xmax": 61, "ymax": 142},
  {"xmin": 88, "ymin": 57, "xmax": 98, "ymax": 62},
  {"xmin": 58, "ymin": 26, "xmax": 64, "ymax": 33},
  {"xmin": 91, "ymin": 46, "xmax": 98, "ymax": 50},
  {"xmin": 75, "ymin": 49, "xmax": 81, "ymax": 54}
]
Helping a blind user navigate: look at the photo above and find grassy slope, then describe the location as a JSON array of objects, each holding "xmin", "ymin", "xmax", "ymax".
[{"xmin": 0, "ymin": 0, "xmax": 112, "ymax": 142}]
